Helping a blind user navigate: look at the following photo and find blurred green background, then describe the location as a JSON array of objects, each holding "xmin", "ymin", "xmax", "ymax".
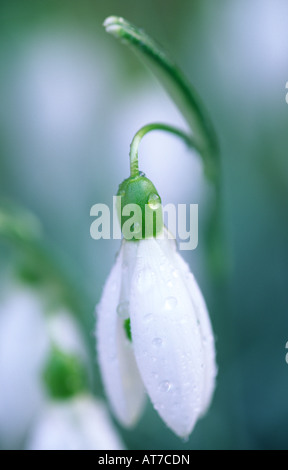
[{"xmin": 0, "ymin": 0, "xmax": 288, "ymax": 450}]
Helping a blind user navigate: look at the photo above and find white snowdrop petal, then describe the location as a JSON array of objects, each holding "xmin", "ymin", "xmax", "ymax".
[
  {"xmin": 73, "ymin": 396, "xmax": 125, "ymax": 450},
  {"xmin": 130, "ymin": 239, "xmax": 206, "ymax": 437},
  {"xmin": 171, "ymin": 252, "xmax": 217, "ymax": 414},
  {"xmin": 0, "ymin": 288, "xmax": 49, "ymax": 447},
  {"xmin": 27, "ymin": 395, "xmax": 124, "ymax": 450},
  {"xmin": 47, "ymin": 310, "xmax": 88, "ymax": 362},
  {"xmin": 119, "ymin": 240, "xmax": 139, "ymax": 307},
  {"xmin": 96, "ymin": 246, "xmax": 146, "ymax": 427}
]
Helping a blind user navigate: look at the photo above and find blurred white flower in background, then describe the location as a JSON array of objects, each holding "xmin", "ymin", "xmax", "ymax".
[
  {"xmin": 27, "ymin": 395, "xmax": 124, "ymax": 451},
  {"xmin": 47, "ymin": 310, "xmax": 89, "ymax": 366},
  {"xmin": 0, "ymin": 283, "xmax": 124, "ymax": 450},
  {"xmin": 0, "ymin": 287, "xmax": 48, "ymax": 449}
]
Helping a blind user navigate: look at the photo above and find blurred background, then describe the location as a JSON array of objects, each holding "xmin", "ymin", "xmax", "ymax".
[{"xmin": 0, "ymin": 0, "xmax": 288, "ymax": 450}]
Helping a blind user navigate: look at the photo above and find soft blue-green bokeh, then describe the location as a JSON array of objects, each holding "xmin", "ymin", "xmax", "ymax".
[{"xmin": 0, "ymin": 0, "xmax": 287, "ymax": 450}]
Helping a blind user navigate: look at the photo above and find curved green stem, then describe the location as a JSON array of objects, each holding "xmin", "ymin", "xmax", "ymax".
[
  {"xmin": 104, "ymin": 16, "xmax": 220, "ymax": 185},
  {"xmin": 104, "ymin": 16, "xmax": 225, "ymax": 277},
  {"xmin": 129, "ymin": 123, "xmax": 199, "ymax": 178}
]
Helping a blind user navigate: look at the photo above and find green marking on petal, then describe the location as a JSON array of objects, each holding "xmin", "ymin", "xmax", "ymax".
[{"xmin": 123, "ymin": 318, "xmax": 132, "ymax": 342}]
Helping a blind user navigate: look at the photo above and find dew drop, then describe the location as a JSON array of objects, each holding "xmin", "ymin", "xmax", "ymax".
[
  {"xmin": 117, "ymin": 301, "xmax": 130, "ymax": 319},
  {"xmin": 159, "ymin": 380, "xmax": 172, "ymax": 392},
  {"xmin": 132, "ymin": 222, "xmax": 141, "ymax": 234},
  {"xmin": 152, "ymin": 337, "xmax": 163, "ymax": 347},
  {"xmin": 139, "ymin": 171, "xmax": 146, "ymax": 177},
  {"xmin": 148, "ymin": 193, "xmax": 161, "ymax": 210},
  {"xmin": 164, "ymin": 296, "xmax": 178, "ymax": 310}
]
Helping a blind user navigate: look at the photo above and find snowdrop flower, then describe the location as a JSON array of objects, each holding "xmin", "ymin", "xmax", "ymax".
[
  {"xmin": 0, "ymin": 285, "xmax": 87, "ymax": 448},
  {"xmin": 0, "ymin": 282, "xmax": 124, "ymax": 450},
  {"xmin": 96, "ymin": 152, "xmax": 217, "ymax": 438},
  {"xmin": 26, "ymin": 309, "xmax": 124, "ymax": 450},
  {"xmin": 27, "ymin": 394, "xmax": 124, "ymax": 451}
]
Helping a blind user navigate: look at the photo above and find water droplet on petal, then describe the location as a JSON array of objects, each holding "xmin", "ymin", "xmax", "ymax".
[
  {"xmin": 152, "ymin": 337, "xmax": 163, "ymax": 347},
  {"xmin": 159, "ymin": 380, "xmax": 172, "ymax": 392},
  {"xmin": 148, "ymin": 193, "xmax": 161, "ymax": 210},
  {"xmin": 117, "ymin": 301, "xmax": 130, "ymax": 319},
  {"xmin": 132, "ymin": 222, "xmax": 141, "ymax": 234},
  {"xmin": 164, "ymin": 296, "xmax": 178, "ymax": 310},
  {"xmin": 172, "ymin": 269, "xmax": 179, "ymax": 278}
]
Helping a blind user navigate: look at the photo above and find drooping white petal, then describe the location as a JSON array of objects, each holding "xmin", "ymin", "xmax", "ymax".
[
  {"xmin": 130, "ymin": 238, "xmax": 207, "ymax": 437},
  {"xmin": 27, "ymin": 395, "xmax": 124, "ymax": 450},
  {"xmin": 96, "ymin": 246, "xmax": 146, "ymax": 427},
  {"xmin": 171, "ymin": 251, "xmax": 217, "ymax": 414},
  {"xmin": 157, "ymin": 231, "xmax": 217, "ymax": 413},
  {"xmin": 0, "ymin": 288, "xmax": 49, "ymax": 448},
  {"xmin": 47, "ymin": 310, "xmax": 88, "ymax": 362}
]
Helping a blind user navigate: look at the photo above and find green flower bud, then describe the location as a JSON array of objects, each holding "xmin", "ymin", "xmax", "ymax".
[{"xmin": 117, "ymin": 175, "xmax": 163, "ymax": 240}]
